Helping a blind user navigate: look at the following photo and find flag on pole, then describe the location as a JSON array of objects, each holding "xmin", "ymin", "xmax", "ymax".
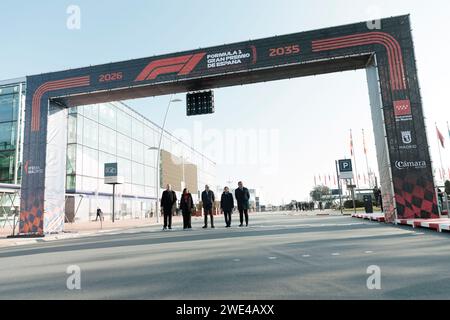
[
  {"xmin": 314, "ymin": 175, "xmax": 317, "ymax": 186},
  {"xmin": 436, "ymin": 125, "xmax": 445, "ymax": 148},
  {"xmin": 362, "ymin": 129, "xmax": 367, "ymax": 155},
  {"xmin": 350, "ymin": 129, "xmax": 354, "ymax": 156},
  {"xmin": 447, "ymin": 122, "xmax": 450, "ymax": 139}
]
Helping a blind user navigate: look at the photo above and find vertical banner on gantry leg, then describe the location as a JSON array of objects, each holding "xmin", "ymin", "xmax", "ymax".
[{"xmin": 43, "ymin": 102, "xmax": 68, "ymax": 233}]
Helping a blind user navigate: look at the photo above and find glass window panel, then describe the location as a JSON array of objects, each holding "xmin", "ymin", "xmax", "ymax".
[
  {"xmin": 132, "ymin": 184, "xmax": 145, "ymax": 197},
  {"xmin": 66, "ymin": 144, "xmax": 77, "ymax": 175},
  {"xmin": 117, "ymin": 133, "xmax": 131, "ymax": 159},
  {"xmin": 98, "ymin": 125, "xmax": 117, "ymax": 155},
  {"xmin": 123, "ymin": 183, "xmax": 132, "ymax": 195},
  {"xmin": 144, "ymin": 151, "xmax": 156, "ymax": 168},
  {"xmin": 99, "ymin": 103, "xmax": 116, "ymax": 130},
  {"xmin": 66, "ymin": 175, "xmax": 76, "ymax": 190},
  {"xmin": 144, "ymin": 125, "xmax": 157, "ymax": 147},
  {"xmin": 76, "ymin": 114, "xmax": 83, "ymax": 144},
  {"xmin": 98, "ymin": 179, "xmax": 110, "ymax": 193},
  {"xmin": 0, "ymin": 93, "xmax": 20, "ymax": 122},
  {"xmin": 0, "ymin": 150, "xmax": 15, "ymax": 183},
  {"xmin": 117, "ymin": 157, "xmax": 132, "ymax": 183},
  {"xmin": 82, "ymin": 176, "xmax": 98, "ymax": 192},
  {"xmin": 0, "ymin": 85, "xmax": 18, "ymax": 95},
  {"xmin": 75, "ymin": 143, "xmax": 83, "ymax": 175},
  {"xmin": 82, "ymin": 146, "xmax": 99, "ymax": 177},
  {"xmin": 132, "ymin": 140, "xmax": 144, "ymax": 164},
  {"xmin": 67, "ymin": 114, "xmax": 77, "ymax": 144},
  {"xmin": 83, "ymin": 104, "xmax": 98, "ymax": 122},
  {"xmin": 69, "ymin": 106, "xmax": 78, "ymax": 115},
  {"xmin": 82, "ymin": 117, "xmax": 98, "ymax": 149},
  {"xmin": 132, "ymin": 162, "xmax": 145, "ymax": 185},
  {"xmin": 145, "ymin": 166, "xmax": 156, "ymax": 187},
  {"xmin": 116, "ymin": 108, "xmax": 132, "ymax": 136},
  {"xmin": 0, "ymin": 122, "xmax": 17, "ymax": 150},
  {"xmin": 145, "ymin": 186, "xmax": 156, "ymax": 198},
  {"xmin": 76, "ymin": 175, "xmax": 83, "ymax": 192},
  {"xmin": 132, "ymin": 118, "xmax": 144, "ymax": 141}
]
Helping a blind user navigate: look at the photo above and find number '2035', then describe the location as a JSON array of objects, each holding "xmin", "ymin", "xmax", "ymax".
[{"xmin": 269, "ymin": 45, "xmax": 300, "ymax": 57}]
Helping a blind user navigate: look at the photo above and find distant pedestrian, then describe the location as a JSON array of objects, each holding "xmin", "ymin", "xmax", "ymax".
[
  {"xmin": 161, "ymin": 184, "xmax": 177, "ymax": 230},
  {"xmin": 221, "ymin": 187, "xmax": 234, "ymax": 228},
  {"xmin": 379, "ymin": 188, "xmax": 383, "ymax": 212},
  {"xmin": 202, "ymin": 185, "xmax": 215, "ymax": 229},
  {"xmin": 438, "ymin": 188, "xmax": 444, "ymax": 209},
  {"xmin": 180, "ymin": 188, "xmax": 194, "ymax": 230},
  {"xmin": 95, "ymin": 207, "xmax": 103, "ymax": 221},
  {"xmin": 373, "ymin": 186, "xmax": 381, "ymax": 207},
  {"xmin": 235, "ymin": 181, "xmax": 250, "ymax": 227}
]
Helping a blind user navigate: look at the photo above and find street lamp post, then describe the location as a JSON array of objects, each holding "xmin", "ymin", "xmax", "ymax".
[{"xmin": 148, "ymin": 95, "xmax": 182, "ymax": 224}]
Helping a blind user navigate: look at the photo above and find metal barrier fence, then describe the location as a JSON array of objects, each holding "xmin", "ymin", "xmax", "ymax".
[{"xmin": 0, "ymin": 184, "xmax": 21, "ymax": 236}]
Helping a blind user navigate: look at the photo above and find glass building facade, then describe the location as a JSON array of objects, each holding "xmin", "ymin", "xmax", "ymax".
[
  {"xmin": 0, "ymin": 78, "xmax": 25, "ymax": 185},
  {"xmin": 66, "ymin": 101, "xmax": 216, "ymax": 221},
  {"xmin": 0, "ymin": 78, "xmax": 216, "ymax": 222}
]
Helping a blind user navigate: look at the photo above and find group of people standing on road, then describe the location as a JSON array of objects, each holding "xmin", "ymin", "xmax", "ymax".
[{"xmin": 160, "ymin": 181, "xmax": 251, "ymax": 231}]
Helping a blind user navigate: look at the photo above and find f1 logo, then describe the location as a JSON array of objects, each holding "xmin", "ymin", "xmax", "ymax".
[{"xmin": 135, "ymin": 53, "xmax": 206, "ymax": 81}]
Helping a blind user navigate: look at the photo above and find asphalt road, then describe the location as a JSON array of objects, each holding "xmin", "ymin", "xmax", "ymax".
[{"xmin": 0, "ymin": 212, "xmax": 449, "ymax": 300}]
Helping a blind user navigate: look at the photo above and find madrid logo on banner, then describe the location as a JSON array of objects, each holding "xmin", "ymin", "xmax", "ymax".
[
  {"xmin": 394, "ymin": 100, "xmax": 413, "ymax": 122},
  {"xmin": 401, "ymin": 131, "xmax": 412, "ymax": 144}
]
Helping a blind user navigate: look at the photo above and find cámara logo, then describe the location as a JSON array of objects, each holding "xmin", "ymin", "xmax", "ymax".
[{"xmin": 395, "ymin": 160, "xmax": 427, "ymax": 170}]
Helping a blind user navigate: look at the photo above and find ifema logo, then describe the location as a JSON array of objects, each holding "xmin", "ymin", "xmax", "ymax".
[
  {"xmin": 395, "ymin": 160, "xmax": 427, "ymax": 170},
  {"xmin": 24, "ymin": 160, "xmax": 44, "ymax": 175}
]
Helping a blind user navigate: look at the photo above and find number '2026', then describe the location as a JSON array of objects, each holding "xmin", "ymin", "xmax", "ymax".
[{"xmin": 99, "ymin": 72, "xmax": 123, "ymax": 82}]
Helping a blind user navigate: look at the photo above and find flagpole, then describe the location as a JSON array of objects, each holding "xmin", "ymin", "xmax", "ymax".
[
  {"xmin": 350, "ymin": 129, "xmax": 360, "ymax": 189},
  {"xmin": 362, "ymin": 129, "xmax": 372, "ymax": 187},
  {"xmin": 436, "ymin": 123, "xmax": 445, "ymax": 185}
]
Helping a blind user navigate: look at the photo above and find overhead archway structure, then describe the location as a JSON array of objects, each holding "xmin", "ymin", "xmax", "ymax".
[{"xmin": 21, "ymin": 15, "xmax": 438, "ymax": 235}]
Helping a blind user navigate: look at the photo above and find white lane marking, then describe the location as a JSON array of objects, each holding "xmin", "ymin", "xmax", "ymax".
[
  {"xmin": 233, "ymin": 259, "xmax": 241, "ymax": 262},
  {"xmin": 302, "ymin": 255, "xmax": 311, "ymax": 258},
  {"xmin": 332, "ymin": 253, "xmax": 340, "ymax": 256},
  {"xmin": 268, "ymin": 257, "xmax": 277, "ymax": 260},
  {"xmin": 365, "ymin": 251, "xmax": 374, "ymax": 254}
]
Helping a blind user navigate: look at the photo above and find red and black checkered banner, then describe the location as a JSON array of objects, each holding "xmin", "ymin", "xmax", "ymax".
[{"xmin": 19, "ymin": 15, "xmax": 438, "ymax": 235}]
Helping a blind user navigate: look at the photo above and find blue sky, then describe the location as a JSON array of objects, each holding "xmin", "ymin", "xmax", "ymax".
[{"xmin": 1, "ymin": 0, "xmax": 450, "ymax": 204}]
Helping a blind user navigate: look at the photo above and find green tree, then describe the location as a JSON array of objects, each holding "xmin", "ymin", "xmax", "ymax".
[{"xmin": 310, "ymin": 185, "xmax": 330, "ymax": 202}]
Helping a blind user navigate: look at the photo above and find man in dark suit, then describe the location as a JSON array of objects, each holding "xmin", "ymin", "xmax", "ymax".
[
  {"xmin": 235, "ymin": 181, "xmax": 250, "ymax": 227},
  {"xmin": 161, "ymin": 184, "xmax": 177, "ymax": 230},
  {"xmin": 220, "ymin": 187, "xmax": 234, "ymax": 228},
  {"xmin": 202, "ymin": 185, "xmax": 215, "ymax": 228}
]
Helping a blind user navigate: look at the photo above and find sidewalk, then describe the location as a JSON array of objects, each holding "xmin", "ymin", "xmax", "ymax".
[
  {"xmin": 0, "ymin": 212, "xmax": 259, "ymax": 248},
  {"xmin": 0, "ymin": 215, "xmax": 185, "ymax": 248}
]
